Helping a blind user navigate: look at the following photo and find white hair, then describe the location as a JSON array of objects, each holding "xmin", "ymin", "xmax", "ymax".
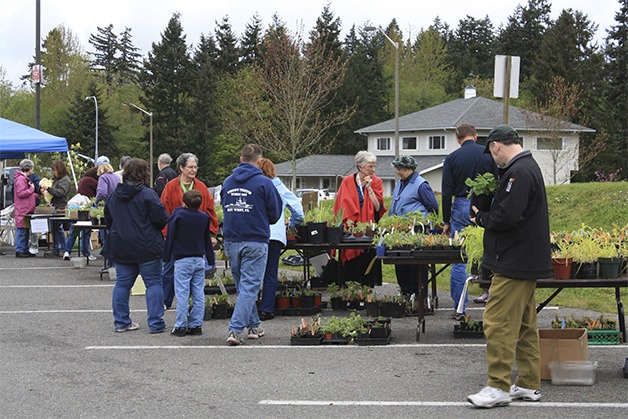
[{"xmin": 355, "ymin": 151, "xmax": 376, "ymax": 168}]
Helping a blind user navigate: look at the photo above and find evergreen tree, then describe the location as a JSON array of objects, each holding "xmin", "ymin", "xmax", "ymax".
[
  {"xmin": 308, "ymin": 4, "xmax": 343, "ymax": 58},
  {"xmin": 140, "ymin": 13, "xmax": 193, "ymax": 163},
  {"xmin": 447, "ymin": 16, "xmax": 496, "ymax": 94},
  {"xmin": 334, "ymin": 25, "xmax": 388, "ymax": 154},
  {"xmin": 497, "ymin": 0, "xmax": 551, "ymax": 79},
  {"xmin": 586, "ymin": 0, "xmax": 628, "ymax": 180},
  {"xmin": 187, "ymin": 34, "xmax": 219, "ymax": 183},
  {"xmin": 214, "ymin": 16, "xmax": 240, "ymax": 75},
  {"xmin": 63, "ymin": 81, "xmax": 118, "ymax": 160},
  {"xmin": 117, "ymin": 27, "xmax": 142, "ymax": 84},
  {"xmin": 307, "ymin": 4, "xmax": 346, "ymax": 152},
  {"xmin": 240, "ymin": 13, "xmax": 263, "ymax": 65},
  {"xmin": 88, "ymin": 24, "xmax": 118, "ymax": 86}
]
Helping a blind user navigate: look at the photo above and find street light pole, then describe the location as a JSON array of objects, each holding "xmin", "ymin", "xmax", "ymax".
[
  {"xmin": 85, "ymin": 96, "xmax": 98, "ymax": 161},
  {"xmin": 125, "ymin": 103, "xmax": 154, "ymax": 187},
  {"xmin": 365, "ymin": 26, "xmax": 400, "ymax": 162}
]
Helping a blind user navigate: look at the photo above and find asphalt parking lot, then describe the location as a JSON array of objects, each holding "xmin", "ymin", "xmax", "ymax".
[{"xmin": 1, "ymin": 246, "xmax": 626, "ymax": 418}]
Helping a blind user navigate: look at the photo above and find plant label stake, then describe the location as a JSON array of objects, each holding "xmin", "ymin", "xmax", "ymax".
[{"xmin": 456, "ymin": 276, "xmax": 473, "ymax": 314}]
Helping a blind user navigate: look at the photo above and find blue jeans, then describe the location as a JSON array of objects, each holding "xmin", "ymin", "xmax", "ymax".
[
  {"xmin": 162, "ymin": 259, "xmax": 175, "ymax": 308},
  {"xmin": 64, "ymin": 225, "xmax": 91, "ymax": 256},
  {"xmin": 224, "ymin": 241, "xmax": 268, "ymax": 333},
  {"xmin": 112, "ymin": 259, "xmax": 166, "ymax": 333},
  {"xmin": 54, "ymin": 223, "xmax": 65, "ymax": 252},
  {"xmin": 174, "ymin": 257, "xmax": 205, "ymax": 328},
  {"xmin": 450, "ymin": 197, "xmax": 472, "ymax": 312},
  {"xmin": 16, "ymin": 227, "xmax": 29, "ymax": 253},
  {"xmin": 260, "ymin": 240, "xmax": 283, "ymax": 314}
]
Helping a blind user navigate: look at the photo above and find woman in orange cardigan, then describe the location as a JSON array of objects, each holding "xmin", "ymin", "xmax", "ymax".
[{"xmin": 333, "ymin": 151, "xmax": 386, "ymax": 287}]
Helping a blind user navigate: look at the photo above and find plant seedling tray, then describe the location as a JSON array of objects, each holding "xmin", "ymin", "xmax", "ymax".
[
  {"xmin": 322, "ymin": 336, "xmax": 350, "ymax": 345},
  {"xmin": 453, "ymin": 323, "xmax": 484, "ymax": 339},
  {"xmin": 290, "ymin": 336, "xmax": 323, "ymax": 346},
  {"xmin": 204, "ymin": 285, "xmax": 236, "ymax": 295},
  {"xmin": 356, "ymin": 329, "xmax": 392, "ymax": 346},
  {"xmin": 587, "ymin": 329, "xmax": 620, "ymax": 345},
  {"xmin": 275, "ymin": 306, "xmax": 322, "ymax": 317}
]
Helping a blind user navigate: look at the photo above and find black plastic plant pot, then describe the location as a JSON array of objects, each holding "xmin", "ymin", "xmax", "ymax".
[
  {"xmin": 326, "ymin": 226, "xmax": 343, "ymax": 244},
  {"xmin": 469, "ymin": 193, "xmax": 492, "ymax": 217}
]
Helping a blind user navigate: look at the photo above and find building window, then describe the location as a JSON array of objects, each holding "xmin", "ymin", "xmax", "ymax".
[
  {"xmin": 322, "ymin": 178, "xmax": 331, "ymax": 189},
  {"xmin": 402, "ymin": 137, "xmax": 417, "ymax": 150},
  {"xmin": 295, "ymin": 177, "xmax": 305, "ymax": 189},
  {"xmin": 429, "ymin": 135, "xmax": 445, "ymax": 150},
  {"xmin": 537, "ymin": 137, "xmax": 563, "ymax": 150},
  {"xmin": 377, "ymin": 137, "xmax": 390, "ymax": 151}
]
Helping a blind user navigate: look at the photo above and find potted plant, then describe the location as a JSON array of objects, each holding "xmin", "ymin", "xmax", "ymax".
[
  {"xmin": 595, "ymin": 230, "xmax": 621, "ymax": 279},
  {"xmin": 275, "ymin": 289, "xmax": 292, "ymax": 310},
  {"xmin": 326, "ymin": 209, "xmax": 344, "ymax": 244},
  {"xmin": 210, "ymin": 294, "xmax": 233, "ymax": 319},
  {"xmin": 465, "ymin": 172, "xmax": 498, "ymax": 217},
  {"xmin": 327, "ymin": 283, "xmax": 343, "ymax": 310},
  {"xmin": 570, "ymin": 229, "xmax": 600, "ymax": 279},
  {"xmin": 550, "ymin": 232, "xmax": 574, "ymax": 279},
  {"xmin": 459, "ymin": 225, "xmax": 483, "ymax": 274}
]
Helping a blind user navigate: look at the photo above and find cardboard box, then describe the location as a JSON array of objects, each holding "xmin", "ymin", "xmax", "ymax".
[
  {"xmin": 90, "ymin": 231, "xmax": 101, "ymax": 250},
  {"xmin": 539, "ymin": 328, "xmax": 589, "ymax": 380}
]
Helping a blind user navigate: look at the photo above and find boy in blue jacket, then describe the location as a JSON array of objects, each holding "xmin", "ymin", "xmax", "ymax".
[{"xmin": 163, "ymin": 189, "xmax": 215, "ymax": 336}]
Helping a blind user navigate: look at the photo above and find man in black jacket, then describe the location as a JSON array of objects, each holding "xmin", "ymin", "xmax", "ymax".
[
  {"xmin": 154, "ymin": 153, "xmax": 177, "ymax": 197},
  {"xmin": 467, "ymin": 125, "xmax": 552, "ymax": 408}
]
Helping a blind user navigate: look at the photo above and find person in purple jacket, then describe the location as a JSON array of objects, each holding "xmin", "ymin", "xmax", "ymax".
[
  {"xmin": 95, "ymin": 156, "xmax": 120, "ymax": 204},
  {"xmin": 163, "ymin": 189, "xmax": 215, "ymax": 337}
]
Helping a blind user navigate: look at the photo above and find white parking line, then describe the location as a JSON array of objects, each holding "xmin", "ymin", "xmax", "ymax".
[
  {"xmin": 83, "ymin": 344, "xmax": 627, "ymax": 350},
  {"xmin": 0, "ymin": 309, "xmax": 144, "ymax": 314},
  {"xmin": 258, "ymin": 400, "xmax": 628, "ymax": 408},
  {"xmin": 0, "ymin": 267, "xmax": 73, "ymax": 270},
  {"xmin": 0, "ymin": 285, "xmax": 113, "ymax": 288}
]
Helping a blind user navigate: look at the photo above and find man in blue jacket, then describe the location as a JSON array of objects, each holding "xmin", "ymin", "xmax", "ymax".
[
  {"xmin": 220, "ymin": 144, "xmax": 282, "ymax": 345},
  {"xmin": 442, "ymin": 124, "xmax": 498, "ymax": 318},
  {"xmin": 467, "ymin": 125, "xmax": 552, "ymax": 408}
]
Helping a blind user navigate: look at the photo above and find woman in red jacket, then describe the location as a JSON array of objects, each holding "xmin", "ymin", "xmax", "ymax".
[{"xmin": 333, "ymin": 151, "xmax": 386, "ymax": 287}]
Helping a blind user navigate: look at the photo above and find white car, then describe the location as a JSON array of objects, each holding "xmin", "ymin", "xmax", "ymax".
[{"xmin": 295, "ymin": 188, "xmax": 334, "ymax": 201}]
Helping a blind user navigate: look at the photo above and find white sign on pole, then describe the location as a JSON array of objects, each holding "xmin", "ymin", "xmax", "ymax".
[{"xmin": 493, "ymin": 55, "xmax": 520, "ymax": 98}]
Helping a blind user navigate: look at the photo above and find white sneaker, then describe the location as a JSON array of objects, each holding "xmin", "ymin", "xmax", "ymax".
[
  {"xmin": 226, "ymin": 330, "xmax": 244, "ymax": 346},
  {"xmin": 510, "ymin": 384, "xmax": 541, "ymax": 401},
  {"xmin": 63, "ymin": 251, "xmax": 70, "ymax": 260},
  {"xmin": 248, "ymin": 325, "xmax": 265, "ymax": 339},
  {"xmin": 467, "ymin": 386, "xmax": 512, "ymax": 408},
  {"xmin": 87, "ymin": 255, "xmax": 97, "ymax": 261}
]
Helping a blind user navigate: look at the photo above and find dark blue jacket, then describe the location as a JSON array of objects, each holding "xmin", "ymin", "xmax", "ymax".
[
  {"xmin": 220, "ymin": 163, "xmax": 282, "ymax": 243},
  {"xmin": 442, "ymin": 140, "xmax": 498, "ymax": 224},
  {"xmin": 163, "ymin": 206, "xmax": 215, "ymax": 264},
  {"xmin": 102, "ymin": 182, "xmax": 168, "ymax": 263}
]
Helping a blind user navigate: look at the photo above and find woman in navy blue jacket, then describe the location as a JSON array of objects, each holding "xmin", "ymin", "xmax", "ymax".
[{"xmin": 102, "ymin": 158, "xmax": 169, "ymax": 334}]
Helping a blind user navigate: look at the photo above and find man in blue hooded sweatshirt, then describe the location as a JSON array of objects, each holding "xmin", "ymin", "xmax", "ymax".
[{"xmin": 221, "ymin": 144, "xmax": 282, "ymax": 345}]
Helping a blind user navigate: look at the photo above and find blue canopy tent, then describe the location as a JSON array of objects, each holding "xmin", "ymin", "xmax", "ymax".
[{"xmin": 0, "ymin": 117, "xmax": 77, "ymax": 187}]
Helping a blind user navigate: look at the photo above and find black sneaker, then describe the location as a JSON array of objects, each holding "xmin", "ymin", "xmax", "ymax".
[
  {"xmin": 259, "ymin": 312, "xmax": 275, "ymax": 321},
  {"xmin": 16, "ymin": 252, "xmax": 31, "ymax": 258},
  {"xmin": 170, "ymin": 327, "xmax": 187, "ymax": 337},
  {"xmin": 187, "ymin": 326, "xmax": 203, "ymax": 335}
]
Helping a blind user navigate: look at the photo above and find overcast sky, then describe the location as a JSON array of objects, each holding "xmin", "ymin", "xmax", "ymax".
[{"xmin": 0, "ymin": 0, "xmax": 621, "ymax": 87}]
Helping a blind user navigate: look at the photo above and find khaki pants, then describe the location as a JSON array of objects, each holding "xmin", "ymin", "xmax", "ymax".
[{"xmin": 484, "ymin": 273, "xmax": 540, "ymax": 391}]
